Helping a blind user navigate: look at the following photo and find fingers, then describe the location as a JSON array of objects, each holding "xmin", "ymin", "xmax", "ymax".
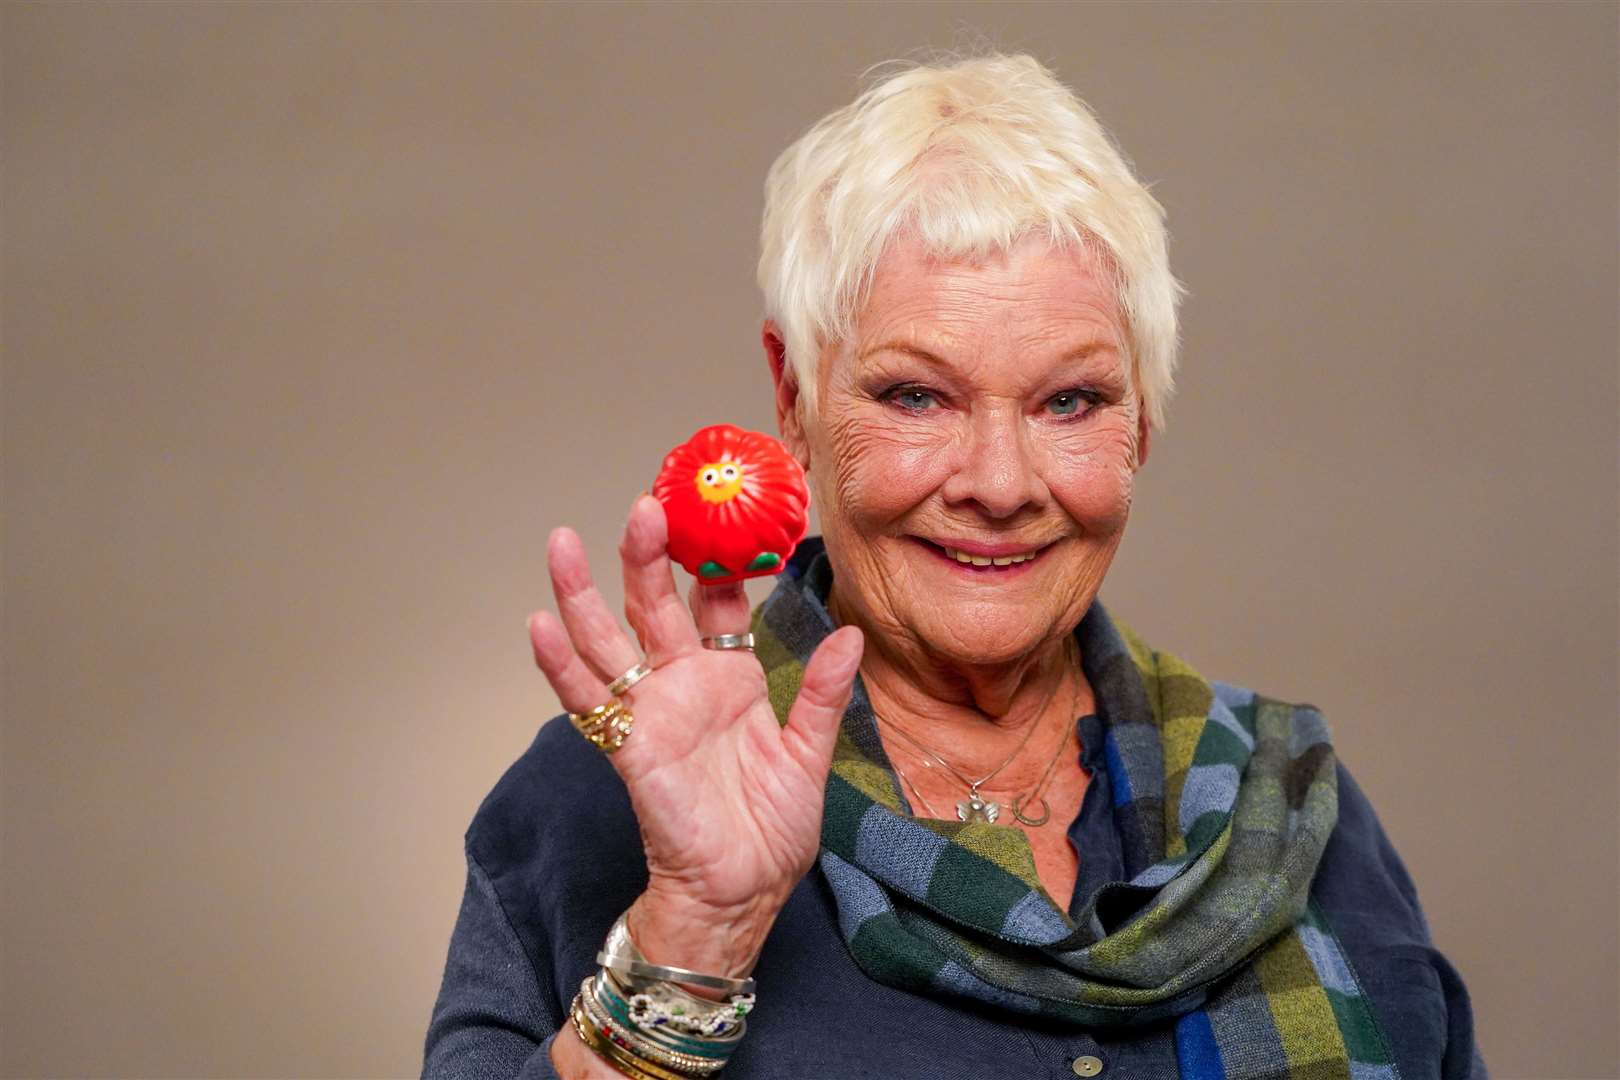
[
  {"xmin": 547, "ymin": 526, "xmax": 642, "ymax": 686},
  {"xmin": 782, "ymin": 626, "xmax": 864, "ymax": 776},
  {"xmin": 527, "ymin": 610, "xmax": 611, "ymax": 713},
  {"xmin": 619, "ymin": 495, "xmax": 701, "ymax": 664},
  {"xmin": 688, "ymin": 578, "xmax": 752, "ymax": 640}
]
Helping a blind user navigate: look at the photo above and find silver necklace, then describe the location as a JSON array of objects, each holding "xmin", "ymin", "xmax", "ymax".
[
  {"xmin": 891, "ymin": 759, "xmax": 945, "ymax": 819},
  {"xmin": 883, "ymin": 719, "xmax": 1035, "ymax": 822},
  {"xmin": 889, "ymin": 711, "xmax": 1074, "ymax": 826},
  {"xmin": 1009, "ymin": 680, "xmax": 1080, "ymax": 826},
  {"xmin": 877, "ymin": 648, "xmax": 1072, "ymax": 824}
]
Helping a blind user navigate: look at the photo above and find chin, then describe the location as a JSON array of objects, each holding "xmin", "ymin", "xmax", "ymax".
[{"xmin": 911, "ymin": 608, "xmax": 1051, "ymax": 666}]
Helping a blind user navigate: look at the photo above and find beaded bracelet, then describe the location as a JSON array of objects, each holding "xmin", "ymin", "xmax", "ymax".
[
  {"xmin": 595, "ymin": 969, "xmax": 744, "ymax": 1056},
  {"xmin": 595, "ymin": 974, "xmax": 741, "ymax": 1074},
  {"xmin": 630, "ymin": 989, "xmax": 751, "ymax": 1038},
  {"xmin": 601, "ymin": 965, "xmax": 752, "ymax": 1038},
  {"xmin": 575, "ymin": 909, "xmax": 755, "ymax": 1078},
  {"xmin": 578, "ymin": 976, "xmax": 728, "ymax": 1077}
]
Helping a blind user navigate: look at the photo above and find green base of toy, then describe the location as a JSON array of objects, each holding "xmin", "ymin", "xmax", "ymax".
[{"xmin": 696, "ymin": 552, "xmax": 784, "ymax": 585}]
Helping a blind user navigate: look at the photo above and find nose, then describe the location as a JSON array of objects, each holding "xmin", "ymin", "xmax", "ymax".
[{"xmin": 940, "ymin": 403, "xmax": 1049, "ymax": 519}]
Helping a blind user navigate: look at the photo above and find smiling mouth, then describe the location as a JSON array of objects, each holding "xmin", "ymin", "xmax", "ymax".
[{"xmin": 909, "ymin": 536, "xmax": 1053, "ymax": 571}]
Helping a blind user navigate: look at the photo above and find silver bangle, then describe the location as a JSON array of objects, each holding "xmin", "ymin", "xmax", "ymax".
[
  {"xmin": 601, "ymin": 912, "xmax": 758, "ymax": 996},
  {"xmin": 597, "ymin": 949, "xmax": 757, "ymax": 997}
]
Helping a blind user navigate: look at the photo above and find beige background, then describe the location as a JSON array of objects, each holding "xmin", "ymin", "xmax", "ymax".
[{"xmin": 3, "ymin": 3, "xmax": 1616, "ymax": 1078}]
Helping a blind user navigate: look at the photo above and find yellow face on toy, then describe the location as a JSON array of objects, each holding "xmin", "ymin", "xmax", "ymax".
[{"xmin": 695, "ymin": 460, "xmax": 745, "ymax": 504}]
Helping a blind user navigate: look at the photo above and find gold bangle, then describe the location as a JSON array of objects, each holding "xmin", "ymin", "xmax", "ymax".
[
  {"xmin": 571, "ymin": 997, "xmax": 662, "ymax": 1080},
  {"xmin": 570, "ymin": 995, "xmax": 694, "ymax": 1080},
  {"xmin": 579, "ymin": 977, "xmax": 727, "ymax": 1076}
]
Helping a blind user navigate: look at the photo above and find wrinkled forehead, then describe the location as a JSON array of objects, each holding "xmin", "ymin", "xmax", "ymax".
[{"xmin": 828, "ymin": 232, "xmax": 1131, "ymax": 382}]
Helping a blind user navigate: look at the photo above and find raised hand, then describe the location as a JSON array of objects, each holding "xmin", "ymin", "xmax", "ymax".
[{"xmin": 526, "ymin": 494, "xmax": 863, "ymax": 982}]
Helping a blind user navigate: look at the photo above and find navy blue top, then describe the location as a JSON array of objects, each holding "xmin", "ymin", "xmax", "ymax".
[{"xmin": 423, "ymin": 635, "xmax": 1488, "ymax": 1079}]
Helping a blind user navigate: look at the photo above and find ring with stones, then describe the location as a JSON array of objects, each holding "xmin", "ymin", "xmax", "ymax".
[{"xmin": 569, "ymin": 700, "xmax": 635, "ymax": 753}]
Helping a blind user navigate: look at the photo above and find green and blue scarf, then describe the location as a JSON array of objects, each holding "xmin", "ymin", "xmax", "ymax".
[{"xmin": 751, "ymin": 544, "xmax": 1400, "ymax": 1079}]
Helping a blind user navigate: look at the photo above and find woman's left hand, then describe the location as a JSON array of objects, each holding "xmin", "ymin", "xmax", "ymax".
[{"xmin": 525, "ymin": 494, "xmax": 863, "ymax": 987}]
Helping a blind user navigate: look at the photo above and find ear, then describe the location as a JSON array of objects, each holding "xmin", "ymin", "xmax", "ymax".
[
  {"xmin": 1135, "ymin": 407, "xmax": 1152, "ymax": 470},
  {"xmin": 763, "ymin": 320, "xmax": 811, "ymax": 469}
]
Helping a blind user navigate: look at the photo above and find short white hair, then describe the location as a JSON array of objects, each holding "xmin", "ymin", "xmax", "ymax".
[{"xmin": 757, "ymin": 52, "xmax": 1185, "ymax": 432}]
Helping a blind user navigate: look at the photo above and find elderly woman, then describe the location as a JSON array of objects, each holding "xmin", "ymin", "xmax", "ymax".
[{"xmin": 424, "ymin": 53, "xmax": 1487, "ymax": 1080}]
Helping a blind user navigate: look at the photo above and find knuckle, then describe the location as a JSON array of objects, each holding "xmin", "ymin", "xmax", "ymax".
[
  {"xmin": 564, "ymin": 584, "xmax": 603, "ymax": 618},
  {"xmin": 796, "ymin": 678, "xmax": 838, "ymax": 712},
  {"xmin": 651, "ymin": 593, "xmax": 684, "ymax": 623}
]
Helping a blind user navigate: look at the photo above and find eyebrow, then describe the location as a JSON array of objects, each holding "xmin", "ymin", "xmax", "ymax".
[{"xmin": 856, "ymin": 340, "xmax": 1115, "ymax": 365}]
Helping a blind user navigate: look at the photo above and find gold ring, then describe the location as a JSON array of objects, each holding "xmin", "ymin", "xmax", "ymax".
[
  {"xmin": 569, "ymin": 700, "xmax": 635, "ymax": 754},
  {"xmin": 606, "ymin": 661, "xmax": 653, "ymax": 698}
]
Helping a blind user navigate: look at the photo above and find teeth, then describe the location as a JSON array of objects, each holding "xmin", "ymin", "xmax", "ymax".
[{"xmin": 942, "ymin": 546, "xmax": 1039, "ymax": 566}]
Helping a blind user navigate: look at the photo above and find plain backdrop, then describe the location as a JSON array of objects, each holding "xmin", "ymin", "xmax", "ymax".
[{"xmin": 3, "ymin": 3, "xmax": 1616, "ymax": 1078}]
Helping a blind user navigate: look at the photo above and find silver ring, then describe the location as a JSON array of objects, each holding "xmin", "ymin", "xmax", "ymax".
[
  {"xmin": 606, "ymin": 661, "xmax": 653, "ymax": 697},
  {"xmin": 701, "ymin": 632, "xmax": 755, "ymax": 652}
]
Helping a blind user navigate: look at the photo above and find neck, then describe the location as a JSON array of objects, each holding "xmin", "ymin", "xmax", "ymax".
[{"xmin": 828, "ymin": 581, "xmax": 1088, "ymax": 783}]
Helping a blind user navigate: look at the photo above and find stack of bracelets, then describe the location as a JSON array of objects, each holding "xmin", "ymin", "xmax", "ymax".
[{"xmin": 568, "ymin": 911, "xmax": 755, "ymax": 1078}]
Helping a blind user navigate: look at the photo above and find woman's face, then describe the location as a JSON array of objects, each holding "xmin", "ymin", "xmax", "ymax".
[{"xmin": 776, "ymin": 232, "xmax": 1150, "ymax": 669}]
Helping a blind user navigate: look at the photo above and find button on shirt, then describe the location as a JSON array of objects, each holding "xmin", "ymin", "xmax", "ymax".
[{"xmin": 423, "ymin": 712, "xmax": 1488, "ymax": 1079}]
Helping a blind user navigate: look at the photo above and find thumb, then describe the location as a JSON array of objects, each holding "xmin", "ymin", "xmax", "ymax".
[{"xmin": 782, "ymin": 626, "xmax": 864, "ymax": 776}]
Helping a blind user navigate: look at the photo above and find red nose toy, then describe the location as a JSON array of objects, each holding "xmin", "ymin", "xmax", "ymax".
[{"xmin": 651, "ymin": 424, "xmax": 810, "ymax": 586}]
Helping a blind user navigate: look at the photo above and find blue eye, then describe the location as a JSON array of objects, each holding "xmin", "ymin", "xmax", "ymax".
[
  {"xmin": 1047, "ymin": 390, "xmax": 1098, "ymax": 417},
  {"xmin": 886, "ymin": 387, "xmax": 939, "ymax": 412}
]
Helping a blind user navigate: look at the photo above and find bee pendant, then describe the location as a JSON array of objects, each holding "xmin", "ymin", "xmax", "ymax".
[{"xmin": 956, "ymin": 793, "xmax": 1000, "ymax": 824}]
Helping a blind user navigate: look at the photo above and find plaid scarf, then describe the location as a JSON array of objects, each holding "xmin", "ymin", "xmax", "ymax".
[{"xmin": 751, "ymin": 542, "xmax": 1400, "ymax": 1079}]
